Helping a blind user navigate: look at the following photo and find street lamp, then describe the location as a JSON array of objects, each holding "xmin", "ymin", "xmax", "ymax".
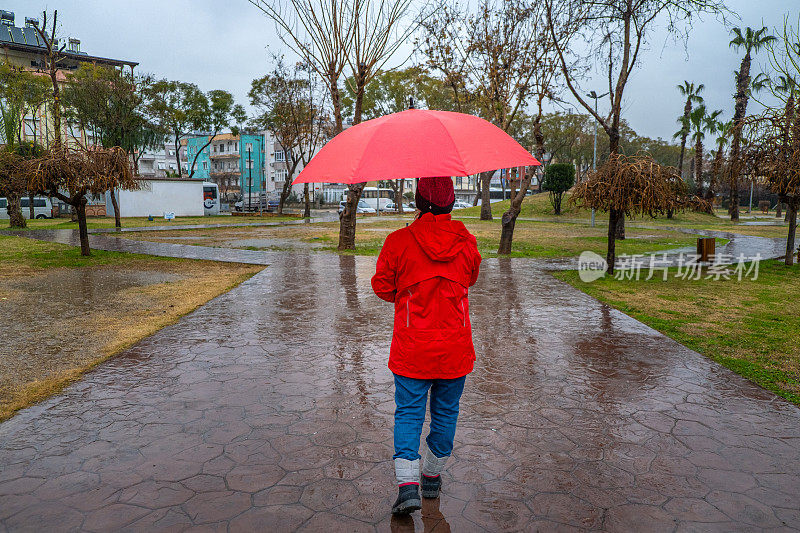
[{"xmin": 587, "ymin": 90, "xmax": 609, "ymax": 227}]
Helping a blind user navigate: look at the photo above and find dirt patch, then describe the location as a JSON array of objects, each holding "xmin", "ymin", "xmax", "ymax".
[{"xmin": 0, "ymin": 260, "xmax": 263, "ymax": 421}]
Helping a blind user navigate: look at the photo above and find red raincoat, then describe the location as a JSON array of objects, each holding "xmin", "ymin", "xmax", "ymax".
[{"xmin": 371, "ymin": 213, "xmax": 482, "ymax": 379}]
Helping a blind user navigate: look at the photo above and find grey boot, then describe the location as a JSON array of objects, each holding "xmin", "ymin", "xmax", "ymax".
[
  {"xmin": 421, "ymin": 448, "xmax": 449, "ymax": 498},
  {"xmin": 392, "ymin": 458, "xmax": 421, "ymax": 515}
]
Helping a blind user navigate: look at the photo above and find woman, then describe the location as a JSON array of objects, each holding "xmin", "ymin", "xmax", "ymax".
[{"xmin": 371, "ymin": 177, "xmax": 482, "ymax": 515}]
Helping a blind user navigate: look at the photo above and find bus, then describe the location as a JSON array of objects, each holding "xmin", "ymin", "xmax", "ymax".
[{"xmin": 349, "ymin": 187, "xmax": 394, "ymax": 212}]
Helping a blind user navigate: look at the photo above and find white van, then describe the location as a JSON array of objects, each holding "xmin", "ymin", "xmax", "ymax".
[{"xmin": 0, "ymin": 196, "xmax": 53, "ymax": 219}]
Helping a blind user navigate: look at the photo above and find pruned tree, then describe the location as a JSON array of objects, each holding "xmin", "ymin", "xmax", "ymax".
[
  {"xmin": 727, "ymin": 26, "xmax": 776, "ymax": 221},
  {"xmin": 27, "ymin": 147, "xmax": 136, "ymax": 255},
  {"xmin": 570, "ymin": 153, "xmax": 696, "ymax": 273},
  {"xmin": 0, "ymin": 64, "xmax": 51, "ymax": 222},
  {"xmin": 0, "ymin": 147, "xmax": 29, "ymax": 228},
  {"xmin": 546, "ymin": 0, "xmax": 726, "ymax": 239}
]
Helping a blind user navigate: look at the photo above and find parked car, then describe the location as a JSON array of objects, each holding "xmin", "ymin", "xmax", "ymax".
[
  {"xmin": 357, "ymin": 200, "xmax": 376, "ymax": 213},
  {"xmin": 0, "ymin": 196, "xmax": 53, "ymax": 219},
  {"xmin": 452, "ymin": 200, "xmax": 472, "ymax": 209},
  {"xmin": 384, "ymin": 201, "xmax": 410, "ymax": 212},
  {"xmin": 235, "ymin": 198, "xmax": 280, "ymax": 212},
  {"xmin": 338, "ymin": 200, "xmax": 376, "ymax": 214}
]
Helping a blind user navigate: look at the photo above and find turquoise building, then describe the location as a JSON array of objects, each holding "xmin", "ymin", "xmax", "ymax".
[{"xmin": 185, "ymin": 133, "xmax": 266, "ymax": 198}]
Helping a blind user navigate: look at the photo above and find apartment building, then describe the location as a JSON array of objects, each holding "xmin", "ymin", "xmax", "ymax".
[{"xmin": 0, "ymin": 8, "xmax": 137, "ymax": 149}]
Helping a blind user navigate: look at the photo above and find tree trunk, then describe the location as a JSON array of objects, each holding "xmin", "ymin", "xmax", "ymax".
[
  {"xmin": 328, "ymin": 62, "xmax": 343, "ymax": 135},
  {"xmin": 28, "ymin": 192, "xmax": 35, "ymax": 219},
  {"xmin": 278, "ymin": 178, "xmax": 292, "ymax": 215},
  {"xmin": 174, "ymin": 136, "xmax": 182, "ymax": 177},
  {"xmin": 189, "ymin": 133, "xmax": 217, "ymax": 178},
  {"xmin": 729, "ymin": 52, "xmax": 752, "ymax": 223},
  {"xmin": 776, "ymin": 202, "xmax": 783, "ymax": 218},
  {"xmin": 678, "ymin": 97, "xmax": 692, "ymax": 178},
  {"xmin": 695, "ymin": 139, "xmax": 704, "ymax": 197},
  {"xmin": 785, "ymin": 199, "xmax": 798, "ymax": 266},
  {"xmin": 479, "ymin": 171, "xmax": 492, "ymax": 220},
  {"xmin": 498, "ymin": 169, "xmax": 533, "ymax": 255},
  {"xmin": 303, "ymin": 183, "xmax": 311, "ymax": 218},
  {"xmin": 397, "ymin": 179, "xmax": 404, "ymax": 214},
  {"xmin": 609, "ymin": 127, "xmax": 624, "ymax": 239},
  {"xmin": 606, "ymin": 209, "xmax": 619, "ymax": 274},
  {"xmin": 109, "ymin": 189, "xmax": 121, "ymax": 228},
  {"xmin": 76, "ymin": 196, "xmax": 90, "ymax": 256},
  {"xmin": 473, "ymin": 176, "xmax": 481, "ymax": 206},
  {"xmin": 7, "ymin": 191, "xmax": 26, "ymax": 228},
  {"xmin": 338, "ymin": 183, "xmax": 365, "ymax": 250}
]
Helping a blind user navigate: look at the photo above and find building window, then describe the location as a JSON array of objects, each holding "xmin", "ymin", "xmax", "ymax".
[
  {"xmin": 276, "ymin": 169, "xmax": 288, "ymax": 181},
  {"xmin": 274, "ymin": 151, "xmax": 285, "ymax": 162},
  {"xmin": 157, "ymin": 162, "xmax": 166, "ymax": 170},
  {"xmin": 235, "ymin": 143, "xmax": 239, "ymax": 152},
  {"xmin": 213, "ymin": 144, "xmax": 216, "ymax": 153},
  {"xmin": 203, "ymin": 161, "xmax": 208, "ymax": 170},
  {"xmin": 169, "ymin": 149, "xmax": 175, "ymax": 156},
  {"xmin": 246, "ymin": 142, "xmax": 252, "ymax": 152},
  {"xmin": 219, "ymin": 144, "xmax": 225, "ymax": 153}
]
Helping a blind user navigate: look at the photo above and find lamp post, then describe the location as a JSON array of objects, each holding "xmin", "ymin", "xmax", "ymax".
[
  {"xmin": 587, "ymin": 90, "xmax": 609, "ymax": 227},
  {"xmin": 247, "ymin": 146, "xmax": 253, "ymax": 213}
]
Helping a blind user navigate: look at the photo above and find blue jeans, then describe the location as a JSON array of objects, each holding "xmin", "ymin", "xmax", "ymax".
[{"xmin": 393, "ymin": 373, "xmax": 466, "ymax": 461}]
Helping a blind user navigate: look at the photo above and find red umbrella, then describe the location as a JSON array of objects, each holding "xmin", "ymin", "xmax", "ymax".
[{"xmin": 294, "ymin": 109, "xmax": 539, "ymax": 184}]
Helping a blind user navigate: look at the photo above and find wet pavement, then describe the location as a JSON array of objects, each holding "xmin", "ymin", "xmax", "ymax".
[{"xmin": 1, "ymin": 253, "xmax": 799, "ymax": 531}]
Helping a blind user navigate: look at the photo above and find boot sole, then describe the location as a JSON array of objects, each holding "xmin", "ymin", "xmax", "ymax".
[
  {"xmin": 391, "ymin": 498, "xmax": 422, "ymax": 515},
  {"xmin": 421, "ymin": 489, "xmax": 440, "ymax": 499}
]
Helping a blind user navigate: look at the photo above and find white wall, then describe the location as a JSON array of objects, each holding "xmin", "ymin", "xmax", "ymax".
[{"xmin": 108, "ymin": 180, "xmax": 205, "ymax": 217}]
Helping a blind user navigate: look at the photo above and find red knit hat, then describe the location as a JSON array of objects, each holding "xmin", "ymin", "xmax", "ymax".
[{"xmin": 417, "ymin": 177, "xmax": 455, "ymax": 207}]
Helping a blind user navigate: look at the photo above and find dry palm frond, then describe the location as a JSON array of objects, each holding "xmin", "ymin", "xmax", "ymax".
[{"xmin": 569, "ymin": 153, "xmax": 701, "ymax": 217}]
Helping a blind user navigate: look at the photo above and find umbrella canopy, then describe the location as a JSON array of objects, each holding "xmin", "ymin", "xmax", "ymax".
[{"xmin": 294, "ymin": 109, "xmax": 540, "ymax": 184}]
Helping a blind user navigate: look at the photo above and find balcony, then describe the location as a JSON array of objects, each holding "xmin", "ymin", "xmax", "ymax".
[{"xmin": 210, "ymin": 152, "xmax": 240, "ymax": 160}]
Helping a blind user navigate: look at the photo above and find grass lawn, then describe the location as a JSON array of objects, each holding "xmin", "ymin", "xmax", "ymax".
[
  {"xmin": 9, "ymin": 214, "xmax": 300, "ymax": 231},
  {"xmin": 118, "ymin": 217, "xmax": 702, "ymax": 258},
  {"xmin": 0, "ymin": 235, "xmax": 263, "ymax": 421},
  {"xmin": 554, "ymin": 260, "xmax": 800, "ymax": 405},
  {"xmin": 457, "ymin": 193, "xmax": 795, "ymax": 239}
]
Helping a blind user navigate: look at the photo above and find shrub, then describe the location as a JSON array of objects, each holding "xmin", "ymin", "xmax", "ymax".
[{"xmin": 542, "ymin": 163, "xmax": 575, "ymax": 215}]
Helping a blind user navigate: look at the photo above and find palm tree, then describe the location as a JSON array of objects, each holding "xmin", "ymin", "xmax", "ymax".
[
  {"xmin": 675, "ymin": 81, "xmax": 704, "ymax": 178},
  {"xmin": 773, "ymin": 74, "xmax": 798, "ymax": 218},
  {"xmin": 689, "ymin": 105, "xmax": 720, "ymax": 199},
  {"xmin": 708, "ymin": 119, "xmax": 731, "ymax": 203},
  {"xmin": 728, "ymin": 26, "xmax": 777, "ymax": 221}
]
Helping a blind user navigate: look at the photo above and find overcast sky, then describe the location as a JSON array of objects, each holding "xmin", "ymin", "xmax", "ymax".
[{"xmin": 9, "ymin": 0, "xmax": 796, "ymax": 141}]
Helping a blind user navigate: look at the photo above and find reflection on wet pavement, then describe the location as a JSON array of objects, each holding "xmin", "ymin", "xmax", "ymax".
[
  {"xmin": 0, "ymin": 269, "xmax": 184, "ymax": 394},
  {"xmin": 1, "ymin": 253, "xmax": 798, "ymax": 531}
]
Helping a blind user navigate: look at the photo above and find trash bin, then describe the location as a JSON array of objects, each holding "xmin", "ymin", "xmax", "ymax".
[{"xmin": 696, "ymin": 237, "xmax": 715, "ymax": 262}]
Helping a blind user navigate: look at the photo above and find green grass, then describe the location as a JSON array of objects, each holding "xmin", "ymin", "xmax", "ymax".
[
  {"xmin": 554, "ymin": 260, "xmax": 800, "ymax": 405},
  {"xmin": 0, "ymin": 234, "xmax": 175, "ymax": 272},
  {"xmin": 9, "ymin": 215, "xmax": 299, "ymax": 231}
]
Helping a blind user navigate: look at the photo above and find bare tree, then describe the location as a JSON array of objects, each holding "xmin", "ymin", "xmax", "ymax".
[
  {"xmin": 250, "ymin": 0, "xmax": 414, "ymax": 249},
  {"xmin": 250, "ymin": 58, "xmax": 321, "ymax": 215},
  {"xmin": 546, "ymin": 0, "xmax": 726, "ymax": 238},
  {"xmin": 419, "ymin": 0, "xmax": 540, "ymax": 221}
]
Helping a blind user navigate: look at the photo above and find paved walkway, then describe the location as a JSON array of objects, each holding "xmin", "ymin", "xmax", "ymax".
[{"xmin": 1, "ymin": 251, "xmax": 799, "ymax": 531}]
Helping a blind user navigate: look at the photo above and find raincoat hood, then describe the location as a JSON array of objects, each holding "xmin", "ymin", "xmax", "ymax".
[{"xmin": 409, "ymin": 213, "xmax": 471, "ymax": 262}]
